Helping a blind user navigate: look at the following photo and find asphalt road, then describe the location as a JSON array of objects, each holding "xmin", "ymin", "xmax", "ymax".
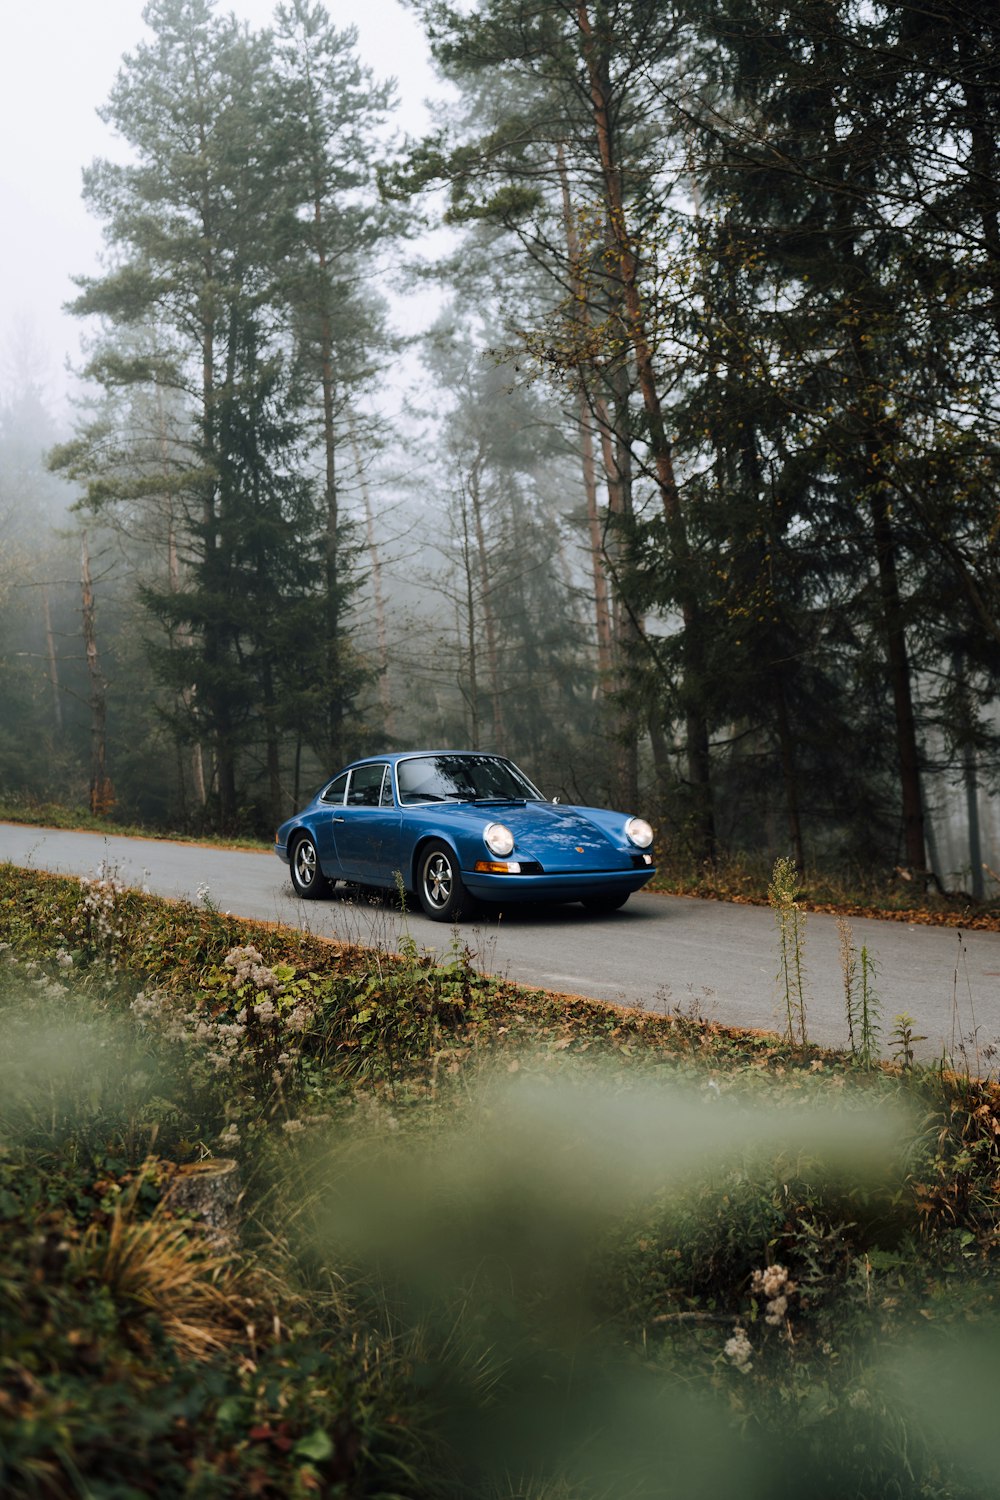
[{"xmin": 2, "ymin": 820, "xmax": 999, "ymax": 1065}]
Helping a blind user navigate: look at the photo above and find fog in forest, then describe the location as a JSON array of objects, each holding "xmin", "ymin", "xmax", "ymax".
[{"xmin": 1, "ymin": 0, "xmax": 997, "ymax": 897}]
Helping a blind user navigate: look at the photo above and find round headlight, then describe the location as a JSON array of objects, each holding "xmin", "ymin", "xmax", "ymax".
[
  {"xmin": 625, "ymin": 817, "xmax": 654, "ymax": 849},
  {"xmin": 484, "ymin": 822, "xmax": 515, "ymax": 858}
]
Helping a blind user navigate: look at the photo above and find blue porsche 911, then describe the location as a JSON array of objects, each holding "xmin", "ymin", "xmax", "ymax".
[{"xmin": 275, "ymin": 751, "xmax": 656, "ymax": 921}]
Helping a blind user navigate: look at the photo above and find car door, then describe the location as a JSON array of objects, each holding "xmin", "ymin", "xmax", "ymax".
[
  {"xmin": 331, "ymin": 763, "xmax": 401, "ymax": 884},
  {"xmin": 313, "ymin": 771, "xmax": 348, "ymax": 874}
]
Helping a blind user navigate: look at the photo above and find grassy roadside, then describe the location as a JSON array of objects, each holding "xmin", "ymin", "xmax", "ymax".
[
  {"xmin": 652, "ymin": 852, "xmax": 1000, "ymax": 931},
  {"xmin": 0, "ymin": 799, "xmax": 270, "ymax": 851},
  {"xmin": 3, "ymin": 862, "xmax": 1000, "ymax": 1497}
]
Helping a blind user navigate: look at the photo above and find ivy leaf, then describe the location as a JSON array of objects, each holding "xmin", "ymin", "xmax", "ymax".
[{"xmin": 294, "ymin": 1429, "xmax": 334, "ymax": 1464}]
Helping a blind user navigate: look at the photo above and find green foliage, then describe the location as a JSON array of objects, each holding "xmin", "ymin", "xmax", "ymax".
[
  {"xmin": 5, "ymin": 864, "xmax": 1000, "ymax": 1496},
  {"xmin": 890, "ymin": 1012, "xmax": 928, "ymax": 1072}
]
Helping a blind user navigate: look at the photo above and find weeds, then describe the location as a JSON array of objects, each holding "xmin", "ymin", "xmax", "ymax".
[
  {"xmin": 838, "ymin": 917, "xmax": 882, "ymax": 1066},
  {"xmin": 768, "ymin": 856, "xmax": 809, "ymax": 1046},
  {"xmin": 890, "ymin": 1013, "xmax": 927, "ymax": 1071}
]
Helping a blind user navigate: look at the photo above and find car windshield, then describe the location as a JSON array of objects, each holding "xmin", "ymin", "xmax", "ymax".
[{"xmin": 396, "ymin": 754, "xmax": 542, "ymax": 805}]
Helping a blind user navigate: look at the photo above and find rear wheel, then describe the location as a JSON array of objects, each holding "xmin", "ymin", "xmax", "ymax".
[
  {"xmin": 289, "ymin": 835, "xmax": 331, "ymax": 900},
  {"xmin": 582, "ymin": 890, "xmax": 630, "ymax": 914},
  {"xmin": 417, "ymin": 841, "xmax": 471, "ymax": 922}
]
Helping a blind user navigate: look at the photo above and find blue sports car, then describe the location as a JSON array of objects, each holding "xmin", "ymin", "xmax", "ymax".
[{"xmin": 274, "ymin": 751, "xmax": 656, "ymax": 921}]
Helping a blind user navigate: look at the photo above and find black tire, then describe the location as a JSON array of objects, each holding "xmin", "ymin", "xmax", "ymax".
[
  {"xmin": 416, "ymin": 840, "xmax": 470, "ymax": 922},
  {"xmin": 582, "ymin": 890, "xmax": 630, "ymax": 914},
  {"xmin": 289, "ymin": 834, "xmax": 331, "ymax": 900}
]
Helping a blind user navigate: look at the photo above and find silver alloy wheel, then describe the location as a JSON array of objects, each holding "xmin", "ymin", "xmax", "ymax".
[
  {"xmin": 417, "ymin": 841, "xmax": 467, "ymax": 920},
  {"xmin": 423, "ymin": 849, "xmax": 453, "ymax": 910},
  {"xmin": 294, "ymin": 839, "xmax": 317, "ymax": 888},
  {"xmin": 290, "ymin": 835, "xmax": 329, "ymax": 899}
]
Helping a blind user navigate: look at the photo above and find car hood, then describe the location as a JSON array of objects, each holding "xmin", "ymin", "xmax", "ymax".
[{"xmin": 485, "ymin": 800, "xmax": 629, "ymax": 871}]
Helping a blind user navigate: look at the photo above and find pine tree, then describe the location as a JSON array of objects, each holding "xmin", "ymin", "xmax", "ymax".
[{"xmin": 61, "ymin": 0, "xmax": 401, "ymax": 829}]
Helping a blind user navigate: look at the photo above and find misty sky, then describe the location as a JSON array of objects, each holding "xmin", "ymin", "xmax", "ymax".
[{"xmin": 0, "ymin": 0, "xmax": 440, "ymax": 407}]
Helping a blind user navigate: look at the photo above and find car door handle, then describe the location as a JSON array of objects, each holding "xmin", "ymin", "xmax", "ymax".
[{"xmin": 332, "ymin": 815, "xmax": 345, "ymax": 823}]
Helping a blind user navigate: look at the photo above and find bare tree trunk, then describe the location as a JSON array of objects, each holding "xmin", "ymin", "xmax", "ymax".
[
  {"xmin": 348, "ymin": 425, "xmax": 393, "ymax": 736},
  {"xmin": 774, "ymin": 674, "xmax": 805, "ymax": 871},
  {"xmin": 560, "ymin": 121, "xmax": 641, "ymax": 809},
  {"xmin": 577, "ymin": 0, "xmax": 715, "ymax": 856},
  {"xmin": 458, "ymin": 492, "xmax": 480, "ymax": 749},
  {"xmin": 556, "ymin": 142, "xmax": 614, "ymax": 680},
  {"xmin": 598, "ymin": 378, "xmax": 640, "ymax": 812},
  {"xmin": 80, "ymin": 532, "xmax": 113, "ymax": 817},
  {"xmin": 261, "ymin": 658, "xmax": 283, "ymax": 831},
  {"xmin": 955, "ymin": 651, "xmax": 985, "ymax": 901},
  {"xmin": 41, "ymin": 586, "xmax": 62, "ymax": 734},
  {"xmin": 467, "ymin": 461, "xmax": 506, "ymax": 752},
  {"xmin": 160, "ymin": 389, "xmax": 206, "ymax": 810},
  {"xmin": 319, "ymin": 300, "xmax": 343, "ymax": 769},
  {"xmin": 870, "ymin": 486, "xmax": 925, "ymax": 872}
]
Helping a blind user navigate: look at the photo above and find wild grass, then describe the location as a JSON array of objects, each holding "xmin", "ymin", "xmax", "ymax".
[
  {"xmin": 0, "ymin": 793, "xmax": 269, "ymax": 849},
  {"xmin": 3, "ymin": 862, "xmax": 1000, "ymax": 1497},
  {"xmin": 652, "ymin": 847, "xmax": 1000, "ymax": 931},
  {"xmin": 768, "ymin": 855, "xmax": 809, "ymax": 1045}
]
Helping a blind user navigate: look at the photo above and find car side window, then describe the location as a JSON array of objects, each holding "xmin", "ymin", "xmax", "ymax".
[
  {"xmin": 379, "ymin": 767, "xmax": 394, "ymax": 807},
  {"xmin": 320, "ymin": 772, "xmax": 348, "ymax": 805},
  {"xmin": 346, "ymin": 763, "xmax": 387, "ymax": 807}
]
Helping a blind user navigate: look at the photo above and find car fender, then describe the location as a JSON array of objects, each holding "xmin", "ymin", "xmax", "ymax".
[{"xmin": 408, "ymin": 831, "xmax": 463, "ymax": 892}]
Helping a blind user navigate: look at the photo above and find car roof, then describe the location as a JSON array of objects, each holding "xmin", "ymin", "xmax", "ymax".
[{"xmin": 342, "ymin": 750, "xmax": 508, "ymax": 768}]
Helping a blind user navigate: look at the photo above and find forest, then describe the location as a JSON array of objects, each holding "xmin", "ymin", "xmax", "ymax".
[{"xmin": 0, "ymin": 0, "xmax": 997, "ymax": 889}]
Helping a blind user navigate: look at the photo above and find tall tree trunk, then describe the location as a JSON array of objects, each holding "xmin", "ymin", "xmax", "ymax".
[
  {"xmin": 845, "ymin": 300, "xmax": 925, "ymax": 872},
  {"xmin": 160, "ymin": 388, "xmax": 206, "ymax": 810},
  {"xmin": 773, "ymin": 672, "xmax": 805, "ymax": 871},
  {"xmin": 556, "ymin": 142, "xmax": 613, "ymax": 681},
  {"xmin": 348, "ymin": 425, "xmax": 393, "ymax": 736},
  {"xmin": 41, "ymin": 585, "xmax": 62, "ymax": 734},
  {"xmin": 576, "ymin": 1, "xmax": 714, "ymax": 855},
  {"xmin": 869, "ymin": 485, "xmax": 925, "ymax": 870},
  {"xmin": 80, "ymin": 532, "xmax": 112, "ymax": 817},
  {"xmin": 467, "ymin": 462, "xmax": 506, "ymax": 752},
  {"xmin": 192, "ymin": 77, "xmax": 233, "ymax": 828},
  {"xmin": 209, "ymin": 303, "xmax": 242, "ymax": 829},
  {"xmin": 458, "ymin": 492, "xmax": 480, "ymax": 749},
  {"xmin": 261, "ymin": 657, "xmax": 283, "ymax": 831},
  {"xmin": 955, "ymin": 651, "xmax": 985, "ymax": 901},
  {"xmin": 319, "ymin": 289, "xmax": 343, "ymax": 768},
  {"xmin": 596, "ymin": 381, "xmax": 639, "ymax": 811}
]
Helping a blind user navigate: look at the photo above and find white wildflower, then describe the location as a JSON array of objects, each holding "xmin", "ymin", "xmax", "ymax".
[
  {"xmin": 765, "ymin": 1294, "xmax": 789, "ymax": 1326},
  {"xmin": 724, "ymin": 1327, "xmax": 753, "ymax": 1374},
  {"xmin": 751, "ymin": 1263, "xmax": 796, "ymax": 1327}
]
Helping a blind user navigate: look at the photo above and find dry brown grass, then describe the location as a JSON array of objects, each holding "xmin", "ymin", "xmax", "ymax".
[{"xmin": 72, "ymin": 1199, "xmax": 248, "ymax": 1362}]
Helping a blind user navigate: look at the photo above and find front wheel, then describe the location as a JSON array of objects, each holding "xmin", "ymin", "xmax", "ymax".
[
  {"xmin": 582, "ymin": 890, "xmax": 630, "ymax": 914},
  {"xmin": 289, "ymin": 834, "xmax": 331, "ymax": 900},
  {"xmin": 417, "ymin": 841, "xmax": 471, "ymax": 922}
]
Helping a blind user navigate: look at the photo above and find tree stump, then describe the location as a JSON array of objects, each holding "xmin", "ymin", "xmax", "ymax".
[{"xmin": 166, "ymin": 1158, "xmax": 241, "ymax": 1246}]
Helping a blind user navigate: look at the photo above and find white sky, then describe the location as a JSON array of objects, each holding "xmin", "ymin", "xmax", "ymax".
[{"xmin": 0, "ymin": 0, "xmax": 443, "ymax": 409}]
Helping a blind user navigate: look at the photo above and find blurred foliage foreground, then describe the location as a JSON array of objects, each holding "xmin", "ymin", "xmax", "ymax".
[{"xmin": 3, "ymin": 866, "xmax": 1000, "ymax": 1498}]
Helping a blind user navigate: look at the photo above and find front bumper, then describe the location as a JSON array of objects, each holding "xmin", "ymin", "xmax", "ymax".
[{"xmin": 463, "ymin": 865, "xmax": 655, "ymax": 905}]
